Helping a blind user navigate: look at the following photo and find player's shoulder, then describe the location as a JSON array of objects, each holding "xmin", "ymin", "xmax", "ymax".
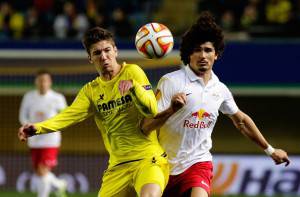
[
  {"xmin": 23, "ymin": 90, "xmax": 37, "ymax": 99},
  {"xmin": 210, "ymin": 72, "xmax": 227, "ymax": 89},
  {"xmin": 161, "ymin": 67, "xmax": 185, "ymax": 82},
  {"xmin": 214, "ymin": 75, "xmax": 229, "ymax": 90},
  {"xmin": 218, "ymin": 81, "xmax": 228, "ymax": 88},
  {"xmin": 216, "ymin": 80, "xmax": 232, "ymax": 95},
  {"xmin": 89, "ymin": 77, "xmax": 100, "ymax": 86},
  {"xmin": 83, "ymin": 77, "xmax": 101, "ymax": 90},
  {"xmin": 123, "ymin": 63, "xmax": 148, "ymax": 81},
  {"xmin": 75, "ymin": 78, "xmax": 99, "ymax": 99},
  {"xmin": 48, "ymin": 90, "xmax": 66, "ymax": 100},
  {"xmin": 24, "ymin": 90, "xmax": 36, "ymax": 96},
  {"xmin": 50, "ymin": 89, "xmax": 63, "ymax": 96},
  {"xmin": 157, "ymin": 68, "xmax": 185, "ymax": 90},
  {"xmin": 124, "ymin": 63, "xmax": 143, "ymax": 73}
]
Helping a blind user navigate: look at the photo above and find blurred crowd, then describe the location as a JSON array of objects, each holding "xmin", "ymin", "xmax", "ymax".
[
  {"xmin": 0, "ymin": 0, "xmax": 160, "ymax": 40},
  {"xmin": 0, "ymin": 0, "xmax": 300, "ymax": 41},
  {"xmin": 199, "ymin": 0, "xmax": 300, "ymax": 38}
]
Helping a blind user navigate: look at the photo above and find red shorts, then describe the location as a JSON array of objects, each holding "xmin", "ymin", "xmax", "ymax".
[
  {"xmin": 163, "ymin": 161, "xmax": 213, "ymax": 197},
  {"xmin": 30, "ymin": 147, "xmax": 59, "ymax": 169}
]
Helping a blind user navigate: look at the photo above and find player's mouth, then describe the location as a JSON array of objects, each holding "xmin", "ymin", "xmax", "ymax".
[
  {"xmin": 102, "ymin": 62, "xmax": 110, "ymax": 67},
  {"xmin": 198, "ymin": 60, "xmax": 208, "ymax": 66},
  {"xmin": 198, "ymin": 62, "xmax": 208, "ymax": 71}
]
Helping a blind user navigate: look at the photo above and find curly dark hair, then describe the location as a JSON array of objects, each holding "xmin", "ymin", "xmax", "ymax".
[
  {"xmin": 82, "ymin": 27, "xmax": 115, "ymax": 55},
  {"xmin": 180, "ymin": 11, "xmax": 225, "ymax": 65}
]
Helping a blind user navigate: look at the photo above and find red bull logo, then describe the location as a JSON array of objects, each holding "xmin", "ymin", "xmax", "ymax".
[
  {"xmin": 191, "ymin": 109, "xmax": 211, "ymax": 120},
  {"xmin": 183, "ymin": 109, "xmax": 213, "ymax": 128}
]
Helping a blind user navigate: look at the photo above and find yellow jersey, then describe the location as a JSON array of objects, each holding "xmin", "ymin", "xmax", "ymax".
[{"xmin": 35, "ymin": 63, "xmax": 164, "ymax": 167}]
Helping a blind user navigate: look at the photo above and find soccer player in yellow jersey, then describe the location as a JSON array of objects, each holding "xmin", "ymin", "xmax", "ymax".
[{"xmin": 18, "ymin": 27, "xmax": 169, "ymax": 197}]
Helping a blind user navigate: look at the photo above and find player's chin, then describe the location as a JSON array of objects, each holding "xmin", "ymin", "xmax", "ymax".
[
  {"xmin": 102, "ymin": 66, "xmax": 113, "ymax": 73},
  {"xmin": 197, "ymin": 67, "xmax": 208, "ymax": 74}
]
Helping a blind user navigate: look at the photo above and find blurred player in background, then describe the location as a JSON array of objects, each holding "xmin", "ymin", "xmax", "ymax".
[
  {"xmin": 19, "ymin": 70, "xmax": 67, "ymax": 197},
  {"xmin": 141, "ymin": 11, "xmax": 290, "ymax": 197},
  {"xmin": 18, "ymin": 27, "xmax": 169, "ymax": 197}
]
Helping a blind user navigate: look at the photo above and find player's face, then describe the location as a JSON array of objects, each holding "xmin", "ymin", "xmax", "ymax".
[
  {"xmin": 189, "ymin": 42, "xmax": 218, "ymax": 76},
  {"xmin": 35, "ymin": 74, "xmax": 52, "ymax": 94},
  {"xmin": 89, "ymin": 40, "xmax": 119, "ymax": 75}
]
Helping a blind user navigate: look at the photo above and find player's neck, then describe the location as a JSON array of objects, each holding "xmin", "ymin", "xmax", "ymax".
[
  {"xmin": 197, "ymin": 71, "xmax": 211, "ymax": 85},
  {"xmin": 203, "ymin": 72, "xmax": 211, "ymax": 85},
  {"xmin": 101, "ymin": 63, "xmax": 122, "ymax": 81},
  {"xmin": 38, "ymin": 89, "xmax": 49, "ymax": 95}
]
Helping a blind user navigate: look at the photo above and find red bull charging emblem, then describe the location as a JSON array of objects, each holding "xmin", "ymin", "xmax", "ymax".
[
  {"xmin": 191, "ymin": 109, "xmax": 211, "ymax": 120},
  {"xmin": 184, "ymin": 109, "xmax": 213, "ymax": 128}
]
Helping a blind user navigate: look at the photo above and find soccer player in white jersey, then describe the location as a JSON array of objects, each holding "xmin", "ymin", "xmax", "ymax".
[
  {"xmin": 141, "ymin": 11, "xmax": 290, "ymax": 197},
  {"xmin": 19, "ymin": 70, "xmax": 67, "ymax": 197}
]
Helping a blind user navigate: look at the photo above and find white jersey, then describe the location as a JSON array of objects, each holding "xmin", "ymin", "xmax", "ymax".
[
  {"xmin": 157, "ymin": 66, "xmax": 239, "ymax": 175},
  {"xmin": 19, "ymin": 89, "xmax": 67, "ymax": 148}
]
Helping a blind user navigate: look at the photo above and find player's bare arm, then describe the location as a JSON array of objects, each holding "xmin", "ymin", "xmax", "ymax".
[
  {"xmin": 228, "ymin": 110, "xmax": 290, "ymax": 166},
  {"xmin": 18, "ymin": 124, "xmax": 37, "ymax": 141},
  {"xmin": 141, "ymin": 92, "xmax": 187, "ymax": 135}
]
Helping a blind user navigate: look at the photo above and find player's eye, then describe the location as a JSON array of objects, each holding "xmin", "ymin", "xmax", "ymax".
[
  {"xmin": 93, "ymin": 50, "xmax": 101, "ymax": 55},
  {"xmin": 104, "ymin": 48, "xmax": 111, "ymax": 53},
  {"xmin": 204, "ymin": 47, "xmax": 213, "ymax": 53},
  {"xmin": 193, "ymin": 47, "xmax": 202, "ymax": 52}
]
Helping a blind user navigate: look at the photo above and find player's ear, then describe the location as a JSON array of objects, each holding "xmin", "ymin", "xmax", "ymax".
[
  {"xmin": 88, "ymin": 55, "xmax": 92, "ymax": 63},
  {"xmin": 215, "ymin": 53, "xmax": 218, "ymax": 60}
]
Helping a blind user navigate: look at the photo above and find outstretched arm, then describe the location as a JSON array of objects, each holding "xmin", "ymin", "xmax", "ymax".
[
  {"xmin": 228, "ymin": 110, "xmax": 290, "ymax": 166},
  {"xmin": 17, "ymin": 86, "xmax": 94, "ymax": 142}
]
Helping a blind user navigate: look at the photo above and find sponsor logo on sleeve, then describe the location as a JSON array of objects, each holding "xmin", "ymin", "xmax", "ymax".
[{"xmin": 143, "ymin": 85, "xmax": 152, "ymax": 90}]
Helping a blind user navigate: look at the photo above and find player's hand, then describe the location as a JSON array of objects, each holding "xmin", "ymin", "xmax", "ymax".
[
  {"xmin": 18, "ymin": 124, "xmax": 37, "ymax": 142},
  {"xmin": 171, "ymin": 93, "xmax": 187, "ymax": 113},
  {"xmin": 119, "ymin": 80, "xmax": 133, "ymax": 96},
  {"xmin": 271, "ymin": 149, "xmax": 290, "ymax": 166}
]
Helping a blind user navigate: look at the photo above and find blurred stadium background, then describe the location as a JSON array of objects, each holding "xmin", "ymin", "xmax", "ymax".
[{"xmin": 0, "ymin": 0, "xmax": 300, "ymax": 196}]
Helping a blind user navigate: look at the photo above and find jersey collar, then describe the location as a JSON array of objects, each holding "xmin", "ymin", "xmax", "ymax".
[{"xmin": 185, "ymin": 65, "xmax": 219, "ymax": 86}]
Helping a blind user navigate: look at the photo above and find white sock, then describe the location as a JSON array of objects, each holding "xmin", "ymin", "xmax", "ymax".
[
  {"xmin": 30, "ymin": 174, "xmax": 39, "ymax": 192},
  {"xmin": 36, "ymin": 174, "xmax": 51, "ymax": 197},
  {"xmin": 47, "ymin": 172, "xmax": 66, "ymax": 190}
]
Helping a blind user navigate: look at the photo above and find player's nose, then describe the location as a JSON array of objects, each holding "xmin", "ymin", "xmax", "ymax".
[{"xmin": 100, "ymin": 52, "xmax": 107, "ymax": 60}]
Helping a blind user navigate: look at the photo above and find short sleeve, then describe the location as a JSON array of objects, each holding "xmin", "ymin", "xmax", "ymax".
[
  {"xmin": 219, "ymin": 85, "xmax": 239, "ymax": 115},
  {"xmin": 156, "ymin": 76, "xmax": 176, "ymax": 112}
]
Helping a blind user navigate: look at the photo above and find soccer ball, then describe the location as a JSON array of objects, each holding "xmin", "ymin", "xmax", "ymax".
[{"xmin": 135, "ymin": 23, "xmax": 174, "ymax": 59}]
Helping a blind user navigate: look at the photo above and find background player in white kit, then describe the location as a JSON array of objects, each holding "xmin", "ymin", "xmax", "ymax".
[
  {"xmin": 19, "ymin": 70, "xmax": 67, "ymax": 197},
  {"xmin": 141, "ymin": 11, "xmax": 290, "ymax": 197}
]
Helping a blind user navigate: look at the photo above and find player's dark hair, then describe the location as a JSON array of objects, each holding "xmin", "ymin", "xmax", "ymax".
[
  {"xmin": 180, "ymin": 11, "xmax": 225, "ymax": 65},
  {"xmin": 36, "ymin": 69, "xmax": 51, "ymax": 77},
  {"xmin": 82, "ymin": 27, "xmax": 115, "ymax": 55}
]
